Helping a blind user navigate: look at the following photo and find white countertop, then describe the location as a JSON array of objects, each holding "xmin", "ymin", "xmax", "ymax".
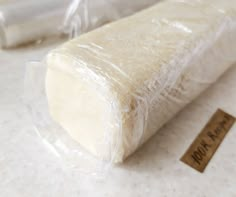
[{"xmin": 0, "ymin": 39, "xmax": 236, "ymax": 197}]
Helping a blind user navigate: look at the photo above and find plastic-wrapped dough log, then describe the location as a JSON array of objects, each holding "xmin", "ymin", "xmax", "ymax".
[
  {"xmin": 0, "ymin": 0, "xmax": 69, "ymax": 48},
  {"xmin": 0, "ymin": 0, "xmax": 159, "ymax": 48},
  {"xmin": 45, "ymin": 0, "xmax": 236, "ymax": 163}
]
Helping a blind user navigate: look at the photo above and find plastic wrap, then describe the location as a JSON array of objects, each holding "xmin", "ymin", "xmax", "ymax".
[
  {"xmin": 25, "ymin": 0, "xmax": 236, "ymax": 166},
  {"xmin": 0, "ymin": 0, "xmax": 159, "ymax": 48},
  {"xmin": 63, "ymin": 0, "xmax": 160, "ymax": 37}
]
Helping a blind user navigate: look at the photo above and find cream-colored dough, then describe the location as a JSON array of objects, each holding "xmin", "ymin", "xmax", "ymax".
[{"xmin": 46, "ymin": 0, "xmax": 236, "ymax": 162}]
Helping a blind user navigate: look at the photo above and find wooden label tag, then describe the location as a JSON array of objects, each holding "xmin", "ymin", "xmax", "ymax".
[{"xmin": 181, "ymin": 109, "xmax": 235, "ymax": 173}]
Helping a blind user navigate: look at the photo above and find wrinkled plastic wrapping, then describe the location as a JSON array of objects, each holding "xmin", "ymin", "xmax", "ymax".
[
  {"xmin": 25, "ymin": 0, "xmax": 236, "ymax": 167},
  {"xmin": 63, "ymin": 0, "xmax": 159, "ymax": 37},
  {"xmin": 0, "ymin": 0, "xmax": 159, "ymax": 48}
]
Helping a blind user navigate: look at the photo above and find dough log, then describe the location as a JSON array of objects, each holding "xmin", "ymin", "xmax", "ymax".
[{"xmin": 46, "ymin": 0, "xmax": 236, "ymax": 162}]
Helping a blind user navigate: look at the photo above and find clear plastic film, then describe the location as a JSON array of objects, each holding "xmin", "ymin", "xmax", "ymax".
[
  {"xmin": 0, "ymin": 0, "xmax": 159, "ymax": 48},
  {"xmin": 25, "ymin": 0, "xmax": 236, "ymax": 168},
  {"xmin": 63, "ymin": 0, "xmax": 160, "ymax": 37}
]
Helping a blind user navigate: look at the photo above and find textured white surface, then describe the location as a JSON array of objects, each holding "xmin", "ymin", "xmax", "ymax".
[{"xmin": 0, "ymin": 39, "xmax": 236, "ymax": 196}]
